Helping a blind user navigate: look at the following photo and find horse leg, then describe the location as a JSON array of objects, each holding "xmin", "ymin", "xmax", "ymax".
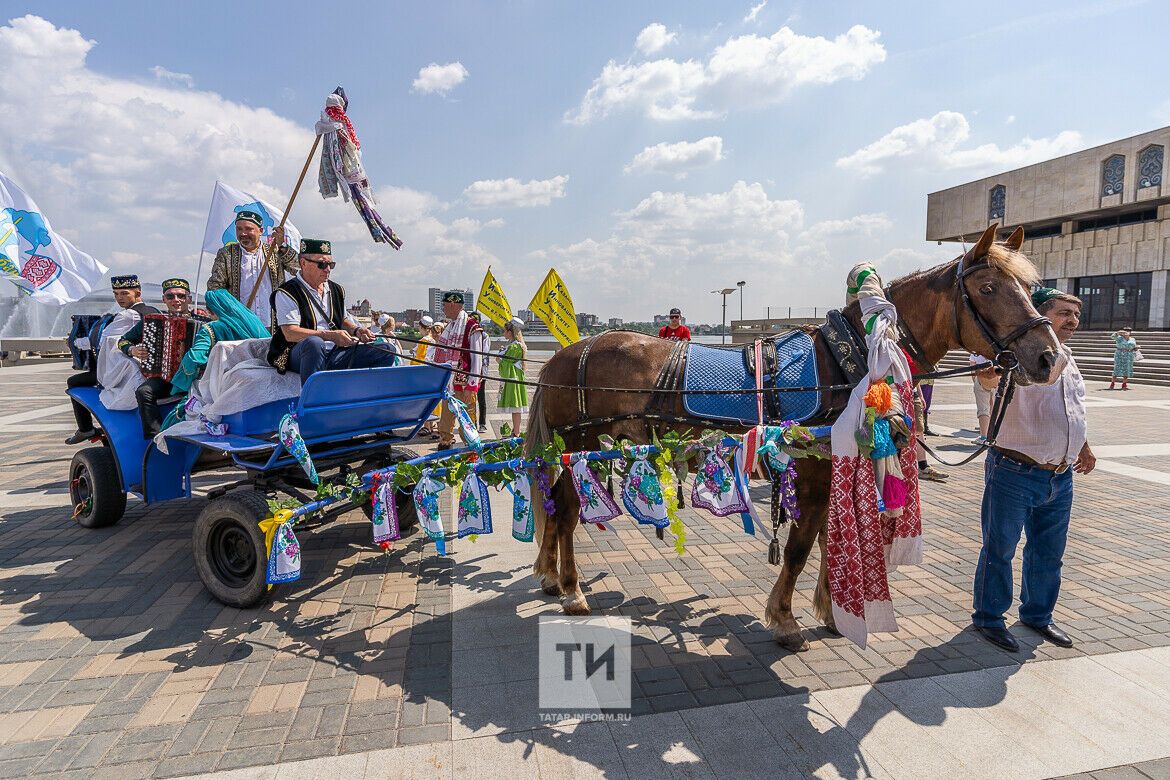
[
  {"xmin": 534, "ymin": 497, "xmax": 561, "ymax": 596},
  {"xmin": 813, "ymin": 528, "xmax": 839, "ymax": 635},
  {"xmin": 765, "ymin": 515, "xmax": 822, "ymax": 652},
  {"xmin": 555, "ymin": 476, "xmax": 590, "ymax": 615}
]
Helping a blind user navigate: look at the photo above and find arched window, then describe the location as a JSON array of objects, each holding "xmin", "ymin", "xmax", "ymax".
[
  {"xmin": 988, "ymin": 184, "xmax": 1005, "ymax": 221},
  {"xmin": 1102, "ymin": 154, "xmax": 1125, "ymax": 196},
  {"xmin": 1138, "ymin": 145, "xmax": 1163, "ymax": 189}
]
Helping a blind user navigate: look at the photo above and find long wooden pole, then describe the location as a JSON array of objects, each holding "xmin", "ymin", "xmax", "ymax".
[{"xmin": 247, "ymin": 134, "xmax": 322, "ymax": 309}]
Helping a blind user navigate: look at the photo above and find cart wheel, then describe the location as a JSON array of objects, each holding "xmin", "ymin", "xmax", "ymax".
[
  {"xmin": 360, "ymin": 483, "xmax": 418, "ymax": 530},
  {"xmin": 69, "ymin": 447, "xmax": 126, "ymax": 528},
  {"xmin": 193, "ymin": 491, "xmax": 271, "ymax": 608}
]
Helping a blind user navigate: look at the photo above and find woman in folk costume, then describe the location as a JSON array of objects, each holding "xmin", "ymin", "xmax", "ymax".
[
  {"xmin": 496, "ymin": 317, "xmax": 529, "ymax": 437},
  {"xmin": 433, "ymin": 291, "xmax": 487, "ymax": 449},
  {"xmin": 1110, "ymin": 327, "xmax": 1139, "ymax": 390},
  {"xmin": 161, "ymin": 289, "xmax": 270, "ymax": 429}
]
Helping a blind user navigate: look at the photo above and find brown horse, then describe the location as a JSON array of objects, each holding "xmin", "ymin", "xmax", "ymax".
[{"xmin": 524, "ymin": 225, "xmax": 1063, "ymax": 650}]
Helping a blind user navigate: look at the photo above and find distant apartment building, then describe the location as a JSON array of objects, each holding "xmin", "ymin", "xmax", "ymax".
[
  {"xmin": 518, "ymin": 309, "xmax": 537, "ymax": 323},
  {"xmin": 608, "ymin": 317, "xmax": 623, "ymax": 328},
  {"xmin": 926, "ymin": 126, "xmax": 1170, "ymax": 329},
  {"xmin": 427, "ymin": 287, "xmax": 474, "ymax": 318},
  {"xmin": 576, "ymin": 312, "xmax": 599, "ymax": 328}
]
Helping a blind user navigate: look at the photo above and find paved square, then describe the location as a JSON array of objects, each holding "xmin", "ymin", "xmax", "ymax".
[{"xmin": 0, "ymin": 360, "xmax": 1168, "ymax": 778}]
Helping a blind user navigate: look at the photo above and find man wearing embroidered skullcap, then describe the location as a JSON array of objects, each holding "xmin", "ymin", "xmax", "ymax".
[
  {"xmin": 206, "ymin": 210, "xmax": 299, "ymax": 330},
  {"xmin": 972, "ymin": 286, "xmax": 1095, "ymax": 653},
  {"xmin": 434, "ymin": 291, "xmax": 487, "ymax": 448},
  {"xmin": 65, "ymin": 275, "xmax": 158, "ymax": 444},
  {"xmin": 266, "ymin": 239, "xmax": 398, "ymax": 381}
]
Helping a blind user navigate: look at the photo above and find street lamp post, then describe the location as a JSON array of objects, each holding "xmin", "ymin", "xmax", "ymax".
[
  {"xmin": 712, "ymin": 288, "xmax": 735, "ymax": 345},
  {"xmin": 737, "ymin": 280, "xmax": 746, "ymax": 320}
]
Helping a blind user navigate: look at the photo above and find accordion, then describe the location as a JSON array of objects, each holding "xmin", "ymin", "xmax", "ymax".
[
  {"xmin": 67, "ymin": 314, "xmax": 105, "ymax": 371},
  {"xmin": 141, "ymin": 313, "xmax": 199, "ymax": 381}
]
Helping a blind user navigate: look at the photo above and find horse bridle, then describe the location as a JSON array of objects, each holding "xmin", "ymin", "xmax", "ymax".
[{"xmin": 952, "ymin": 251, "xmax": 1051, "ymax": 372}]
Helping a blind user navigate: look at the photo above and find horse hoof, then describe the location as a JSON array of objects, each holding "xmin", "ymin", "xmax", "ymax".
[
  {"xmin": 562, "ymin": 594, "xmax": 591, "ymax": 616},
  {"xmin": 774, "ymin": 631, "xmax": 809, "ymax": 652},
  {"xmin": 541, "ymin": 577, "xmax": 563, "ymax": 597}
]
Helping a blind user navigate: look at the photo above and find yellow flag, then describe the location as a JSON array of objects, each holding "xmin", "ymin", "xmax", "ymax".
[
  {"xmin": 477, "ymin": 267, "xmax": 514, "ymax": 328},
  {"xmin": 528, "ymin": 268, "xmax": 580, "ymax": 347}
]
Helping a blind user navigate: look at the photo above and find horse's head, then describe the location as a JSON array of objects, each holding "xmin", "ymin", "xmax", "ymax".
[{"xmin": 954, "ymin": 225, "xmax": 1064, "ymax": 386}]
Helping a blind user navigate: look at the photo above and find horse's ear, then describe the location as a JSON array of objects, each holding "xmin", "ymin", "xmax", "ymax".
[
  {"xmin": 1004, "ymin": 226, "xmax": 1025, "ymax": 251},
  {"xmin": 972, "ymin": 224, "xmax": 998, "ymax": 258}
]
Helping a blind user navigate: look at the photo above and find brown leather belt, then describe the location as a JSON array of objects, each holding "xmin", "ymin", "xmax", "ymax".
[{"xmin": 992, "ymin": 447, "xmax": 1070, "ymax": 474}]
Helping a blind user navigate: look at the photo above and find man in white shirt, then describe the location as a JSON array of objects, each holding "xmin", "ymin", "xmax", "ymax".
[
  {"xmin": 206, "ymin": 210, "xmax": 300, "ymax": 330},
  {"xmin": 972, "ymin": 287, "xmax": 1095, "ymax": 652},
  {"xmin": 265, "ymin": 238, "xmax": 397, "ymax": 380}
]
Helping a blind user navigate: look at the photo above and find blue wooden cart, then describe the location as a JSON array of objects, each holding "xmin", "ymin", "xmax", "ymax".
[{"xmin": 66, "ymin": 364, "xmax": 450, "ymax": 606}]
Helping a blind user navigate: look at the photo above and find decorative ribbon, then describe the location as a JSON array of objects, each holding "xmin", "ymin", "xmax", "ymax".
[
  {"xmin": 279, "ymin": 412, "xmax": 318, "ymax": 485},
  {"xmin": 692, "ymin": 447, "xmax": 750, "ymax": 518},
  {"xmin": 732, "ymin": 443, "xmax": 762, "ymax": 536},
  {"xmin": 413, "ymin": 470, "xmax": 446, "ymax": 554},
  {"xmin": 570, "ymin": 457, "xmax": 620, "ymax": 527},
  {"xmin": 371, "ymin": 476, "xmax": 401, "ymax": 545},
  {"xmin": 456, "ymin": 472, "xmax": 492, "ymax": 539},
  {"xmin": 621, "ymin": 445, "xmax": 668, "ymax": 528},
  {"xmin": 445, "ymin": 392, "xmax": 482, "ymax": 451},
  {"xmin": 508, "ymin": 472, "xmax": 535, "ymax": 542},
  {"xmin": 656, "ymin": 451, "xmax": 686, "ymax": 554}
]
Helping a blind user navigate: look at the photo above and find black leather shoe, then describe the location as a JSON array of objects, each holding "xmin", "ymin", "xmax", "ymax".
[
  {"xmin": 64, "ymin": 429, "xmax": 97, "ymax": 445},
  {"xmin": 1023, "ymin": 622, "xmax": 1073, "ymax": 647},
  {"xmin": 976, "ymin": 625, "xmax": 1019, "ymax": 652}
]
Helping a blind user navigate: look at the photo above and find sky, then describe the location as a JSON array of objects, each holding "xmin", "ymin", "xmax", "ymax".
[{"xmin": 1, "ymin": 0, "xmax": 1167, "ymax": 324}]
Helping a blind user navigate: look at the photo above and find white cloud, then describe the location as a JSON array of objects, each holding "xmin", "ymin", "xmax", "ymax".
[
  {"xmin": 412, "ymin": 62, "xmax": 468, "ymax": 95},
  {"xmin": 744, "ymin": 1, "xmax": 767, "ymax": 23},
  {"xmin": 624, "ymin": 137, "xmax": 724, "ymax": 177},
  {"xmin": 566, "ymin": 24, "xmax": 885, "ymax": 123},
  {"xmin": 635, "ymin": 23, "xmax": 676, "ymax": 55},
  {"xmin": 462, "ymin": 175, "xmax": 569, "ymax": 209},
  {"xmin": 0, "ymin": 15, "xmax": 497, "ymax": 305},
  {"xmin": 836, "ymin": 110, "xmax": 1083, "ymax": 177},
  {"xmin": 800, "ymin": 213, "xmax": 891, "ymax": 242},
  {"xmin": 149, "ymin": 65, "xmax": 193, "ymax": 87}
]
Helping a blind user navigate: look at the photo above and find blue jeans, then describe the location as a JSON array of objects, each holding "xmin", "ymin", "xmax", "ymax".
[
  {"xmin": 972, "ymin": 450, "xmax": 1073, "ymax": 629},
  {"xmin": 287, "ymin": 336, "xmax": 398, "ymax": 382}
]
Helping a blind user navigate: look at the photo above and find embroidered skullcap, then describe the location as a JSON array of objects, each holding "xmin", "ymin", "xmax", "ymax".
[
  {"xmin": 1030, "ymin": 287, "xmax": 1062, "ymax": 309},
  {"xmin": 419, "ymin": 315, "xmax": 434, "ymax": 328},
  {"xmin": 161, "ymin": 278, "xmax": 189, "ymax": 292},
  {"xmin": 376, "ymin": 313, "xmax": 391, "ymax": 328},
  {"xmin": 300, "ymin": 238, "xmax": 331, "ymax": 255},
  {"xmin": 234, "ymin": 210, "xmax": 263, "ymax": 228},
  {"xmin": 111, "ymin": 274, "xmax": 140, "ymax": 290},
  {"xmin": 442, "ymin": 291, "xmax": 464, "ymax": 304}
]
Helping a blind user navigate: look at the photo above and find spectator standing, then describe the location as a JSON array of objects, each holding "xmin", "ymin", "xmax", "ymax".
[
  {"xmin": 659, "ymin": 308, "xmax": 691, "ymax": 341},
  {"xmin": 497, "ymin": 317, "xmax": 529, "ymax": 437},
  {"xmin": 469, "ymin": 313, "xmax": 491, "ymax": 432},
  {"xmin": 972, "ymin": 287, "xmax": 1095, "ymax": 653},
  {"xmin": 970, "ymin": 353, "xmax": 993, "ymax": 441},
  {"xmin": 1109, "ymin": 327, "xmax": 1139, "ymax": 390}
]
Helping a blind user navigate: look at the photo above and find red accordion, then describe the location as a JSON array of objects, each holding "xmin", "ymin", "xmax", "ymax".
[{"xmin": 141, "ymin": 313, "xmax": 198, "ymax": 381}]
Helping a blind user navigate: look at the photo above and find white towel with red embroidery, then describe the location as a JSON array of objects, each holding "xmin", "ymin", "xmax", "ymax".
[{"xmin": 825, "ymin": 267, "xmax": 923, "ymax": 649}]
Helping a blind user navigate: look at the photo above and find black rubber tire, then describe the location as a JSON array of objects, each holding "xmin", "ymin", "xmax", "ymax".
[
  {"xmin": 69, "ymin": 447, "xmax": 126, "ymax": 528},
  {"xmin": 193, "ymin": 490, "xmax": 271, "ymax": 608}
]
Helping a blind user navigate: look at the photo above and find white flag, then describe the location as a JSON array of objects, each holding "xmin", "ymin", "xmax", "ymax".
[
  {"xmin": 0, "ymin": 171, "xmax": 108, "ymax": 304},
  {"xmin": 201, "ymin": 180, "xmax": 302, "ymax": 254}
]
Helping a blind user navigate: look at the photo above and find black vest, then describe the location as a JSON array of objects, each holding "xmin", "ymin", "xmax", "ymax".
[{"xmin": 267, "ymin": 278, "xmax": 346, "ymax": 373}]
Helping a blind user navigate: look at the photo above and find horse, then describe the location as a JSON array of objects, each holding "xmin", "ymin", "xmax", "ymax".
[{"xmin": 523, "ymin": 225, "xmax": 1065, "ymax": 650}]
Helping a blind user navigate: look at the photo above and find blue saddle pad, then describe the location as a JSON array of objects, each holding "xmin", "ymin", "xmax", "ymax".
[{"xmin": 682, "ymin": 331, "xmax": 820, "ymax": 424}]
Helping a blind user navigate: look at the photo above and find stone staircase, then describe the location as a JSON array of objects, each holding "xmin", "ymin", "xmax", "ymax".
[{"xmin": 936, "ymin": 330, "xmax": 1170, "ymax": 387}]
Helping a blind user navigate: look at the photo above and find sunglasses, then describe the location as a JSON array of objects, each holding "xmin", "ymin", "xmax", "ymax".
[
  {"xmin": 309, "ymin": 260, "xmax": 336, "ymax": 270},
  {"xmin": 164, "ymin": 292, "xmax": 188, "ymax": 300},
  {"xmin": 670, "ymin": 315, "xmax": 680, "ymax": 319}
]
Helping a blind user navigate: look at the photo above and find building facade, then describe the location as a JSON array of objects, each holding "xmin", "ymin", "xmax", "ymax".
[
  {"xmin": 926, "ymin": 126, "xmax": 1170, "ymax": 329},
  {"xmin": 426, "ymin": 287, "xmax": 474, "ymax": 319}
]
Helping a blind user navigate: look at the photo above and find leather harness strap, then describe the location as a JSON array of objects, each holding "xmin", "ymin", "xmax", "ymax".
[{"xmin": 645, "ymin": 340, "xmax": 689, "ymax": 437}]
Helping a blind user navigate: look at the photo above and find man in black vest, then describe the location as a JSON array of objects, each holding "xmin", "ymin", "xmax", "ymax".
[{"xmin": 267, "ymin": 238, "xmax": 398, "ymax": 380}]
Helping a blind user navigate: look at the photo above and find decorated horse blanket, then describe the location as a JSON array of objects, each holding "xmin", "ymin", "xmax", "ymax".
[{"xmin": 682, "ymin": 330, "xmax": 820, "ymax": 424}]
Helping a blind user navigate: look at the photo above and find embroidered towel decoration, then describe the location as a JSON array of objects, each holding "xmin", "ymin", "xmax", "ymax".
[
  {"xmin": 571, "ymin": 458, "xmax": 621, "ymax": 526},
  {"xmin": 371, "ymin": 480, "xmax": 401, "ymax": 544},
  {"xmin": 692, "ymin": 447, "xmax": 750, "ymax": 517},
  {"xmin": 446, "ymin": 393, "xmax": 482, "ymax": 451},
  {"xmin": 621, "ymin": 446, "xmax": 668, "ymax": 529},
  {"xmin": 265, "ymin": 521, "xmax": 302, "ymax": 585},
  {"xmin": 413, "ymin": 470, "xmax": 447, "ymax": 554},
  {"xmin": 457, "ymin": 473, "xmax": 492, "ymax": 539},
  {"xmin": 508, "ymin": 472, "xmax": 535, "ymax": 542},
  {"xmin": 279, "ymin": 412, "xmax": 318, "ymax": 485}
]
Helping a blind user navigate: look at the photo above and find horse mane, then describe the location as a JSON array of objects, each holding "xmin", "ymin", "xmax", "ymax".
[{"xmin": 891, "ymin": 242, "xmax": 1040, "ymax": 293}]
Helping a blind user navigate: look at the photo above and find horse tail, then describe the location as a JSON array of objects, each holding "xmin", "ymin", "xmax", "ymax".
[{"xmin": 523, "ymin": 378, "xmax": 552, "ymax": 547}]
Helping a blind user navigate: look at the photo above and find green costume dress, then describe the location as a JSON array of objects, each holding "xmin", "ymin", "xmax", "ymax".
[
  {"xmin": 496, "ymin": 341, "xmax": 528, "ymax": 411},
  {"xmin": 1112, "ymin": 333, "xmax": 1137, "ymax": 378}
]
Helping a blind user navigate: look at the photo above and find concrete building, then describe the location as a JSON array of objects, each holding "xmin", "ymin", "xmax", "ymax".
[
  {"xmin": 926, "ymin": 126, "xmax": 1170, "ymax": 329},
  {"xmin": 427, "ymin": 287, "xmax": 474, "ymax": 319},
  {"xmin": 608, "ymin": 317, "xmax": 623, "ymax": 328}
]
